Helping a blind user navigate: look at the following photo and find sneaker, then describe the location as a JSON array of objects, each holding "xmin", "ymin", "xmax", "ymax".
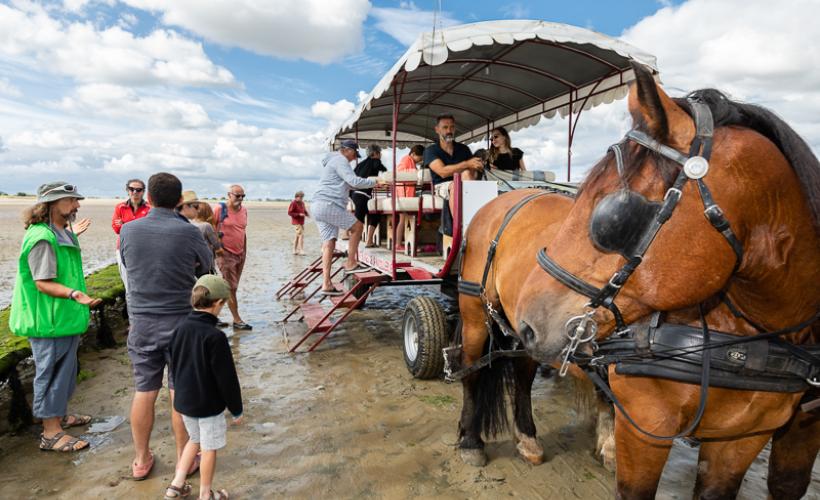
[
  {"xmin": 217, "ymin": 321, "xmax": 230, "ymax": 328},
  {"xmin": 232, "ymin": 322, "xmax": 253, "ymax": 331}
]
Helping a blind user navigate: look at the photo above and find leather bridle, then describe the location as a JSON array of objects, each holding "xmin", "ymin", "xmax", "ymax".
[{"xmin": 537, "ymin": 99, "xmax": 743, "ymax": 335}]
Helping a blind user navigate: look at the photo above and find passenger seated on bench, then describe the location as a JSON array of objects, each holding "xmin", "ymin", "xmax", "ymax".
[
  {"xmin": 488, "ymin": 126, "xmax": 526, "ymax": 171},
  {"xmin": 394, "ymin": 144, "xmax": 424, "ymax": 250},
  {"xmin": 423, "ymin": 114, "xmax": 484, "ymax": 230},
  {"xmin": 350, "ymin": 144, "xmax": 387, "ymax": 248}
]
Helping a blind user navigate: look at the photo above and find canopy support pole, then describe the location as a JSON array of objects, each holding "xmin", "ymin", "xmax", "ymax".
[
  {"xmin": 567, "ymin": 92, "xmax": 573, "ymax": 182},
  {"xmin": 390, "ymin": 73, "xmax": 407, "ymax": 280}
]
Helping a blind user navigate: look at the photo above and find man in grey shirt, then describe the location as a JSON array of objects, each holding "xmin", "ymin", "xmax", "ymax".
[
  {"xmin": 312, "ymin": 139, "xmax": 380, "ymax": 295},
  {"xmin": 120, "ymin": 172, "xmax": 212, "ymax": 480}
]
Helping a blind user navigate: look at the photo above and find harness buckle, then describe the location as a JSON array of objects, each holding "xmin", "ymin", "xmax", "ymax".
[
  {"xmin": 806, "ymin": 377, "xmax": 820, "ymax": 388},
  {"xmin": 663, "ymin": 187, "xmax": 682, "ymax": 202},
  {"xmin": 607, "ymin": 273, "xmax": 623, "ymax": 289}
]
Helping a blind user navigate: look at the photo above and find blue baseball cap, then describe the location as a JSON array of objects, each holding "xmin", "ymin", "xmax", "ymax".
[{"xmin": 339, "ymin": 139, "xmax": 361, "ymax": 158}]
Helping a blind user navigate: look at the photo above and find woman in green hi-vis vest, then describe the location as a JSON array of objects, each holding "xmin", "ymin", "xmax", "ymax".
[{"xmin": 10, "ymin": 181, "xmax": 101, "ymax": 453}]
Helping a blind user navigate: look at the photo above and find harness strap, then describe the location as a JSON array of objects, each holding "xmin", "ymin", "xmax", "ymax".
[
  {"xmin": 585, "ymin": 304, "xmax": 713, "ymax": 441},
  {"xmin": 479, "ymin": 191, "xmax": 551, "ymax": 294}
]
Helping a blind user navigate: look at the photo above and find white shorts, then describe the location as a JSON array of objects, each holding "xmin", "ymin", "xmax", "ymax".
[
  {"xmin": 312, "ymin": 201, "xmax": 358, "ymax": 242},
  {"xmin": 434, "ymin": 181, "xmax": 452, "ymax": 200},
  {"xmin": 182, "ymin": 413, "xmax": 227, "ymax": 451}
]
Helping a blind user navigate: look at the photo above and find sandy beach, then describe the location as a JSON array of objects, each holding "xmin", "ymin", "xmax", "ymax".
[{"xmin": 0, "ymin": 201, "xmax": 816, "ymax": 499}]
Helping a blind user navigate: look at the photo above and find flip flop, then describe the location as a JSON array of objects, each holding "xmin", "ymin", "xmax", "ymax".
[
  {"xmin": 132, "ymin": 451, "xmax": 154, "ymax": 481},
  {"xmin": 320, "ymin": 289, "xmax": 344, "ymax": 296},
  {"xmin": 61, "ymin": 414, "xmax": 92, "ymax": 428}
]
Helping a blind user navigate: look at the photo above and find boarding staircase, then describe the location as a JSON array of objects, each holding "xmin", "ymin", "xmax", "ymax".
[{"xmin": 279, "ymin": 253, "xmax": 389, "ymax": 352}]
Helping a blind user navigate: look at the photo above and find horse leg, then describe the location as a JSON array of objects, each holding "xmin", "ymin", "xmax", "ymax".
[
  {"xmin": 767, "ymin": 407, "xmax": 820, "ymax": 500},
  {"xmin": 595, "ymin": 398, "xmax": 616, "ymax": 472},
  {"xmin": 511, "ymin": 357, "xmax": 544, "ymax": 464},
  {"xmin": 457, "ymin": 298, "xmax": 490, "ymax": 467},
  {"xmin": 693, "ymin": 433, "xmax": 772, "ymax": 499},
  {"xmin": 614, "ymin": 412, "xmax": 673, "ymax": 499}
]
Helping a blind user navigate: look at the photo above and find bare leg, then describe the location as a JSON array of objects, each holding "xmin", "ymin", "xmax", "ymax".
[
  {"xmin": 365, "ymin": 224, "xmax": 377, "ymax": 247},
  {"xmin": 131, "ymin": 389, "xmax": 159, "ymax": 466},
  {"xmin": 321, "ymin": 239, "xmax": 336, "ymax": 290},
  {"xmin": 345, "ymin": 221, "xmax": 364, "ymax": 269},
  {"xmin": 227, "ymin": 288, "xmax": 242, "ymax": 324},
  {"xmin": 198, "ymin": 450, "xmax": 218, "ymax": 499},
  {"xmin": 296, "ymin": 233, "xmax": 305, "ymax": 254},
  {"xmin": 694, "ymin": 433, "xmax": 771, "ymax": 499},
  {"xmin": 396, "ymin": 214, "xmax": 406, "ymax": 249},
  {"xmin": 170, "ymin": 438, "xmax": 200, "ymax": 490},
  {"xmin": 169, "ymin": 389, "xmax": 188, "ymax": 460}
]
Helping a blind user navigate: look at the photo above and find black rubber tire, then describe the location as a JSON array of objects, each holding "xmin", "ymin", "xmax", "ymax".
[
  {"xmin": 403, "ymin": 296, "xmax": 448, "ymax": 379},
  {"xmin": 342, "ymin": 274, "xmax": 371, "ymax": 306}
]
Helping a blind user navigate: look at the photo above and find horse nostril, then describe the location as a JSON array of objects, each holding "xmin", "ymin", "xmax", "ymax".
[{"xmin": 518, "ymin": 321, "xmax": 535, "ymax": 346}]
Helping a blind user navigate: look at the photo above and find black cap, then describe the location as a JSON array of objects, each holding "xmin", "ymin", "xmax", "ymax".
[{"xmin": 340, "ymin": 139, "xmax": 361, "ymax": 158}]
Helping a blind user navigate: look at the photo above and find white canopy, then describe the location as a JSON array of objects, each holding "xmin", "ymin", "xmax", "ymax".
[{"xmin": 332, "ymin": 20, "xmax": 658, "ymax": 149}]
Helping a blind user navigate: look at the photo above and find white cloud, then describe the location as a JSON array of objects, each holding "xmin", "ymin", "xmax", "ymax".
[
  {"xmin": 622, "ymin": 0, "xmax": 820, "ymax": 151},
  {"xmin": 59, "ymin": 83, "xmax": 211, "ymax": 128},
  {"xmin": 311, "ymin": 99, "xmax": 355, "ymax": 134},
  {"xmin": 120, "ymin": 0, "xmax": 371, "ymax": 64},
  {"xmin": 371, "ymin": 2, "xmax": 460, "ymax": 46},
  {"xmin": 0, "ymin": 77, "xmax": 22, "ymax": 97},
  {"xmin": 0, "ymin": 1, "xmax": 236, "ymax": 88}
]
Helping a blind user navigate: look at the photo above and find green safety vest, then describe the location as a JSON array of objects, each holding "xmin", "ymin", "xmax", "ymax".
[{"xmin": 9, "ymin": 223, "xmax": 89, "ymax": 338}]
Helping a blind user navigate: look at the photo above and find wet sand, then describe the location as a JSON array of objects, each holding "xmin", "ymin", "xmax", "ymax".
[{"xmin": 0, "ymin": 201, "xmax": 817, "ymax": 498}]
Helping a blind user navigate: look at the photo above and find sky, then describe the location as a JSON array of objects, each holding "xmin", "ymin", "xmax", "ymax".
[{"xmin": 1, "ymin": 0, "xmax": 820, "ymax": 199}]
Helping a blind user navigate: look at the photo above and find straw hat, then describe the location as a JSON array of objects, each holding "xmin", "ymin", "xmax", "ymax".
[{"xmin": 180, "ymin": 190, "xmax": 199, "ymax": 205}]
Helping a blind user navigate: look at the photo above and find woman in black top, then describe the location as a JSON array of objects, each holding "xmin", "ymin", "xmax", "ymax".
[
  {"xmin": 488, "ymin": 126, "xmax": 526, "ymax": 171},
  {"xmin": 350, "ymin": 144, "xmax": 387, "ymax": 247}
]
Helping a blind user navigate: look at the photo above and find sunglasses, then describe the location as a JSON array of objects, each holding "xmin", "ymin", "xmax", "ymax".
[
  {"xmin": 42, "ymin": 184, "xmax": 77, "ymax": 197},
  {"xmin": 492, "ymin": 135, "xmax": 501, "ymax": 139},
  {"xmin": 184, "ymin": 203, "xmax": 200, "ymax": 209},
  {"xmin": 128, "ymin": 187, "xmax": 144, "ymax": 193},
  {"xmin": 230, "ymin": 193, "xmax": 246, "ymax": 199}
]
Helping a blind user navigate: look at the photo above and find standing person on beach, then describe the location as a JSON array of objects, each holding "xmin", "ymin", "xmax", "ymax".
[
  {"xmin": 180, "ymin": 191, "xmax": 220, "ymax": 274},
  {"xmin": 111, "ymin": 179, "xmax": 150, "ymax": 293},
  {"xmin": 213, "ymin": 185, "xmax": 252, "ymax": 331},
  {"xmin": 10, "ymin": 182, "xmax": 102, "ymax": 452},
  {"xmin": 288, "ymin": 191, "xmax": 309, "ymax": 255},
  {"xmin": 166, "ymin": 275, "xmax": 243, "ymax": 500},
  {"xmin": 350, "ymin": 144, "xmax": 387, "ymax": 248},
  {"xmin": 312, "ymin": 139, "xmax": 379, "ymax": 296},
  {"xmin": 120, "ymin": 173, "xmax": 213, "ymax": 480}
]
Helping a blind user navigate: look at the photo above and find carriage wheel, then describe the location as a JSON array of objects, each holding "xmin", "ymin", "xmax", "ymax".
[
  {"xmin": 343, "ymin": 274, "xmax": 371, "ymax": 307},
  {"xmin": 403, "ymin": 297, "xmax": 447, "ymax": 379}
]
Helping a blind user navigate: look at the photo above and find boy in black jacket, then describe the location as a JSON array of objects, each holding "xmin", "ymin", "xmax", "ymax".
[{"xmin": 166, "ymin": 275, "xmax": 243, "ymax": 500}]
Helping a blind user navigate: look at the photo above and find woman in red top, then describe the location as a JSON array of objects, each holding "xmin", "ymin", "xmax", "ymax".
[
  {"xmin": 112, "ymin": 179, "xmax": 150, "ymax": 291},
  {"xmin": 287, "ymin": 191, "xmax": 309, "ymax": 255},
  {"xmin": 395, "ymin": 145, "xmax": 424, "ymax": 250}
]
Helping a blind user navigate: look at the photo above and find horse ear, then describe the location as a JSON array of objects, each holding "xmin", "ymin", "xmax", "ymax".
[{"xmin": 628, "ymin": 62, "xmax": 694, "ymax": 151}]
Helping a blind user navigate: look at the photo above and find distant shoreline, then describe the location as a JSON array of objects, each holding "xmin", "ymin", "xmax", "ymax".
[{"xmin": 0, "ymin": 196, "xmax": 291, "ymax": 208}]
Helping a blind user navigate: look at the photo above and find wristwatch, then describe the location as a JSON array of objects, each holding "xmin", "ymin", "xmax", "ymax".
[{"xmin": 68, "ymin": 289, "xmax": 79, "ymax": 301}]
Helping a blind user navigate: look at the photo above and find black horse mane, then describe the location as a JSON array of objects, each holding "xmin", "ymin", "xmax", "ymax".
[{"xmin": 580, "ymin": 89, "xmax": 820, "ymax": 233}]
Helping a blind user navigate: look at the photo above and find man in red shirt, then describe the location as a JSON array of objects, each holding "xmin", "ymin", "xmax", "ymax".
[
  {"xmin": 112, "ymin": 179, "xmax": 150, "ymax": 291},
  {"xmin": 287, "ymin": 191, "xmax": 309, "ymax": 255},
  {"xmin": 214, "ymin": 185, "xmax": 251, "ymax": 330}
]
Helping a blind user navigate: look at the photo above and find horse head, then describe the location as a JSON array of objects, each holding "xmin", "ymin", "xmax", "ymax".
[{"xmin": 515, "ymin": 62, "xmax": 820, "ymax": 364}]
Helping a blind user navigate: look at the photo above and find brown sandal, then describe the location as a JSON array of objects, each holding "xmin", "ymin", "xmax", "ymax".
[
  {"xmin": 207, "ymin": 489, "xmax": 229, "ymax": 499},
  {"xmin": 39, "ymin": 432, "xmax": 89, "ymax": 452},
  {"xmin": 61, "ymin": 414, "xmax": 92, "ymax": 428},
  {"xmin": 164, "ymin": 482, "xmax": 192, "ymax": 499}
]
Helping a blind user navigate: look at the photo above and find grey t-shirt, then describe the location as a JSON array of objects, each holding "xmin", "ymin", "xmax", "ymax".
[{"xmin": 27, "ymin": 225, "xmax": 77, "ymax": 281}]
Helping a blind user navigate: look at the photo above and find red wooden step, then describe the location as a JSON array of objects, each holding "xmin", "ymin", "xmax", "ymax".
[{"xmin": 300, "ymin": 303, "xmax": 331, "ymax": 332}]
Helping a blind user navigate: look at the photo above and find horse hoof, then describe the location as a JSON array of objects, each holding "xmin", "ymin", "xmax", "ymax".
[
  {"xmin": 597, "ymin": 434, "xmax": 616, "ymax": 472},
  {"xmin": 460, "ymin": 448, "xmax": 488, "ymax": 467},
  {"xmin": 516, "ymin": 437, "xmax": 545, "ymax": 465}
]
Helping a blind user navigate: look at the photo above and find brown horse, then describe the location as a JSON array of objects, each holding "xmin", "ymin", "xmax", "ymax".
[{"xmin": 513, "ymin": 63, "xmax": 820, "ymax": 498}]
